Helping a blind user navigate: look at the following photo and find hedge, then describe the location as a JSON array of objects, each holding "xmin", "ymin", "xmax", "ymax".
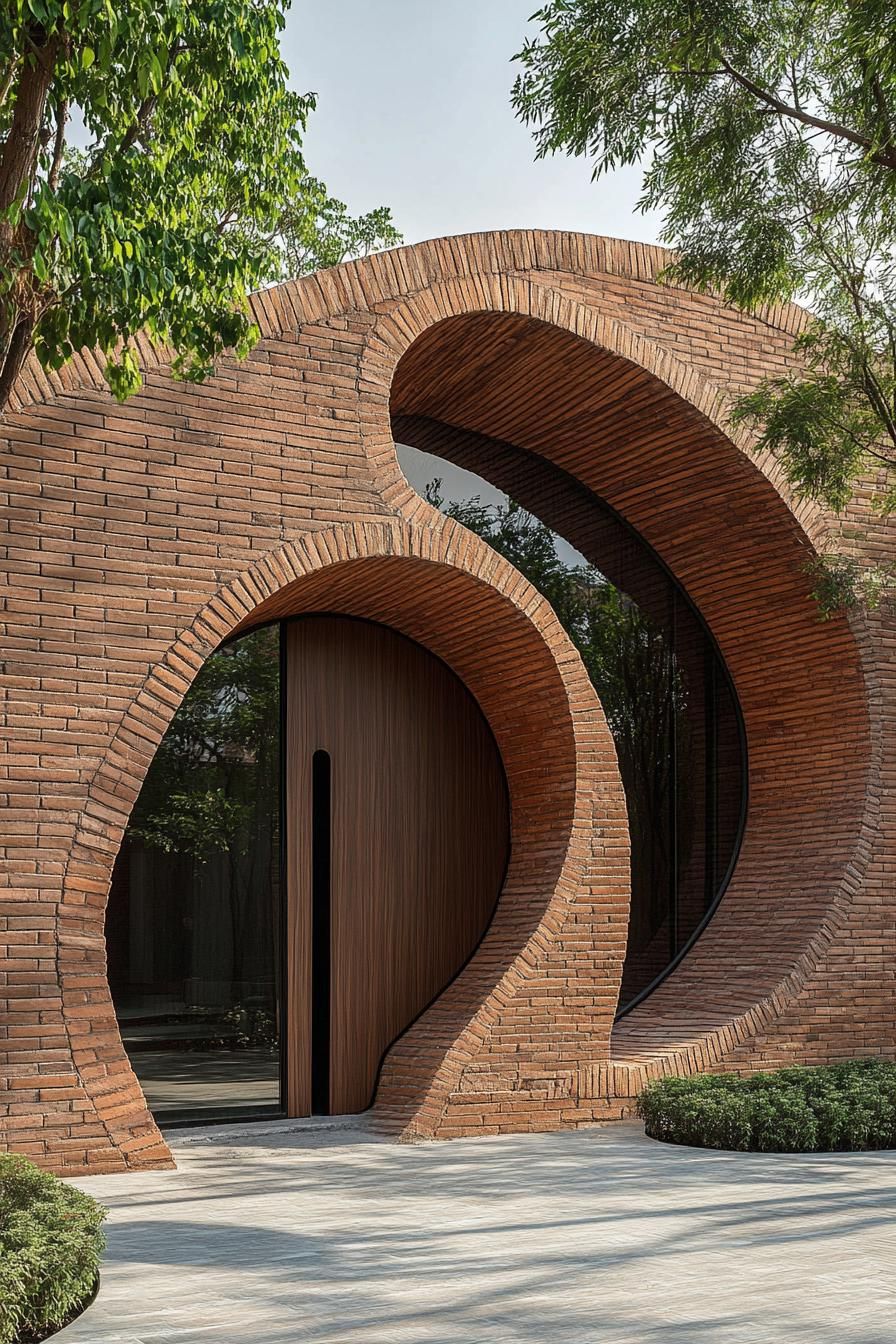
[
  {"xmin": 638, "ymin": 1059, "xmax": 896, "ymax": 1153},
  {"xmin": 0, "ymin": 1154, "xmax": 105, "ymax": 1344}
]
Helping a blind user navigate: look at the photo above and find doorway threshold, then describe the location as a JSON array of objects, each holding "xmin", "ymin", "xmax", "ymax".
[{"xmin": 163, "ymin": 1112, "xmax": 372, "ymax": 1146}]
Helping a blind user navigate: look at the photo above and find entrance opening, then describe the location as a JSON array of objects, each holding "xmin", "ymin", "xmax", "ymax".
[
  {"xmin": 105, "ymin": 624, "xmax": 283, "ymax": 1125},
  {"xmin": 106, "ymin": 614, "xmax": 509, "ymax": 1124},
  {"xmin": 396, "ymin": 441, "xmax": 747, "ymax": 1012}
]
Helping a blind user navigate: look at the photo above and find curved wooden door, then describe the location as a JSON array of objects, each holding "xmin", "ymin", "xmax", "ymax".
[{"xmin": 286, "ymin": 616, "xmax": 509, "ymax": 1115}]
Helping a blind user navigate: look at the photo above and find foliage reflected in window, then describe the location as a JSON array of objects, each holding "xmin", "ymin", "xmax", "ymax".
[
  {"xmin": 106, "ymin": 624, "xmax": 282, "ymax": 1122},
  {"xmin": 427, "ymin": 478, "xmax": 737, "ymax": 1009}
]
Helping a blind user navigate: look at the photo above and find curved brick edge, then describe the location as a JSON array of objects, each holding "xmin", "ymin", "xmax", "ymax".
[
  {"xmin": 3, "ymin": 228, "xmax": 834, "ymax": 587},
  {"xmin": 41, "ymin": 515, "xmax": 628, "ymax": 1168},
  {"xmin": 2, "ymin": 229, "xmax": 885, "ymax": 1158},
  {"xmin": 2, "ymin": 230, "xmax": 824, "ymax": 559},
  {"xmin": 2, "ymin": 230, "xmax": 812, "ymax": 454},
  {"xmin": 354, "ymin": 272, "xmax": 822, "ymax": 542},
  {"xmin": 343, "ymin": 271, "xmax": 877, "ymax": 1115}
]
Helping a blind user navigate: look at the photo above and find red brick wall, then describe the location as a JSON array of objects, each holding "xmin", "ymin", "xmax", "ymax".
[{"xmin": 1, "ymin": 231, "xmax": 891, "ymax": 1169}]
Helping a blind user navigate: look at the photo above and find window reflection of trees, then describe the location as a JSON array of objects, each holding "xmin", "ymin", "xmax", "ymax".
[
  {"xmin": 128, "ymin": 625, "xmax": 281, "ymax": 996},
  {"xmin": 428, "ymin": 479, "xmax": 727, "ymax": 1011},
  {"xmin": 106, "ymin": 624, "xmax": 281, "ymax": 1121}
]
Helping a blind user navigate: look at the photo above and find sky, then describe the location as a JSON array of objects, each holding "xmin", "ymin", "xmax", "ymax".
[
  {"xmin": 397, "ymin": 444, "xmax": 590, "ymax": 568},
  {"xmin": 283, "ymin": 2, "xmax": 657, "ymax": 543},
  {"xmin": 284, "ymin": 0, "xmax": 663, "ymax": 249}
]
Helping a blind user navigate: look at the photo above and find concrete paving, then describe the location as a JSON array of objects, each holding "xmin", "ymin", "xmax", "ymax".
[{"xmin": 59, "ymin": 1119, "xmax": 896, "ymax": 1343}]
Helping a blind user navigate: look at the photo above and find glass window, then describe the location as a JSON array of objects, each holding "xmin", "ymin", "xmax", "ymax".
[
  {"xmin": 105, "ymin": 624, "xmax": 282, "ymax": 1123},
  {"xmin": 397, "ymin": 441, "xmax": 745, "ymax": 1013}
]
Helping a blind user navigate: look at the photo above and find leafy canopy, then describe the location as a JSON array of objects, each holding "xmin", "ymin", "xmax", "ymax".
[
  {"xmin": 0, "ymin": 0, "xmax": 399, "ymax": 408},
  {"xmin": 513, "ymin": 0, "xmax": 896, "ymax": 598}
]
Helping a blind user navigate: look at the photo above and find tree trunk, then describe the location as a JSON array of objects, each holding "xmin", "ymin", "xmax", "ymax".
[
  {"xmin": 0, "ymin": 30, "xmax": 62, "ymax": 414},
  {"xmin": 0, "ymin": 32, "xmax": 59, "ymax": 214},
  {"xmin": 0, "ymin": 314, "xmax": 34, "ymax": 409}
]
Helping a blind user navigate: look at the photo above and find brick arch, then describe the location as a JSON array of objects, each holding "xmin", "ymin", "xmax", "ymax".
[
  {"xmin": 3, "ymin": 230, "xmax": 890, "ymax": 1171},
  {"xmin": 349, "ymin": 279, "xmax": 875, "ymax": 1100},
  {"xmin": 53, "ymin": 515, "xmax": 628, "ymax": 1166},
  {"xmin": 354, "ymin": 272, "xmax": 831, "ymax": 546}
]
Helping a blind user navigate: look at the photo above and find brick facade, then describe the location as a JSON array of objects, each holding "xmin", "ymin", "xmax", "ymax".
[{"xmin": 1, "ymin": 231, "xmax": 892, "ymax": 1173}]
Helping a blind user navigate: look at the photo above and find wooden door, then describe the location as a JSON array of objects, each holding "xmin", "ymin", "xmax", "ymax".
[{"xmin": 285, "ymin": 616, "xmax": 509, "ymax": 1115}]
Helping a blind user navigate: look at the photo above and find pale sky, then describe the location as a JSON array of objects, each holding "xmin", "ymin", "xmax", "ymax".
[
  {"xmin": 285, "ymin": 2, "xmax": 658, "ymax": 543},
  {"xmin": 285, "ymin": 0, "xmax": 663, "ymax": 248},
  {"xmin": 397, "ymin": 444, "xmax": 590, "ymax": 568}
]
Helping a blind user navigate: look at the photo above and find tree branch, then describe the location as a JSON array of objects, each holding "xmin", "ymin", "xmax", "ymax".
[
  {"xmin": 48, "ymin": 95, "xmax": 67, "ymax": 192},
  {"xmin": 869, "ymin": 69, "xmax": 893, "ymax": 150},
  {"xmin": 0, "ymin": 55, "xmax": 20, "ymax": 111},
  {"xmin": 115, "ymin": 40, "xmax": 188, "ymax": 158},
  {"xmin": 717, "ymin": 57, "xmax": 896, "ymax": 172},
  {"xmin": 0, "ymin": 314, "xmax": 34, "ymax": 408},
  {"xmin": 807, "ymin": 229, "xmax": 896, "ymax": 448},
  {"xmin": 118, "ymin": 93, "xmax": 158, "ymax": 155}
]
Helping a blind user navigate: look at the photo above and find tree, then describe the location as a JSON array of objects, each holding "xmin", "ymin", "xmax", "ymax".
[
  {"xmin": 512, "ymin": 0, "xmax": 896, "ymax": 607},
  {"xmin": 0, "ymin": 1, "xmax": 399, "ymax": 411}
]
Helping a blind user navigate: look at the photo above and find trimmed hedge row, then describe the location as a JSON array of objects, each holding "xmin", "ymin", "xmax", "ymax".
[
  {"xmin": 0, "ymin": 1154, "xmax": 105, "ymax": 1344},
  {"xmin": 638, "ymin": 1060, "xmax": 896, "ymax": 1153}
]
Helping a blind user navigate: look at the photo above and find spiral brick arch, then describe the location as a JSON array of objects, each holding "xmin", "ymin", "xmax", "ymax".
[
  {"xmin": 50, "ymin": 516, "xmax": 629, "ymax": 1169},
  {"xmin": 1, "ymin": 230, "xmax": 891, "ymax": 1174}
]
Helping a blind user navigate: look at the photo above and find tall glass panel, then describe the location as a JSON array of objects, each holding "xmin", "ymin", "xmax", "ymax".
[
  {"xmin": 106, "ymin": 625, "xmax": 282, "ymax": 1122},
  {"xmin": 397, "ymin": 441, "xmax": 745, "ymax": 1013}
]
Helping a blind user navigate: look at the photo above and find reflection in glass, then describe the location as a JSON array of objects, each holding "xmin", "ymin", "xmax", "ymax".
[
  {"xmin": 398, "ymin": 443, "xmax": 745, "ymax": 1012},
  {"xmin": 105, "ymin": 624, "xmax": 282, "ymax": 1122}
]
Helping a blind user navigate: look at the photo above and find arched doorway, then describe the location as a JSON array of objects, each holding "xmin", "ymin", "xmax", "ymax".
[
  {"xmin": 106, "ymin": 614, "xmax": 509, "ymax": 1125},
  {"xmin": 10, "ymin": 232, "xmax": 876, "ymax": 1176},
  {"xmin": 395, "ymin": 440, "xmax": 747, "ymax": 1013}
]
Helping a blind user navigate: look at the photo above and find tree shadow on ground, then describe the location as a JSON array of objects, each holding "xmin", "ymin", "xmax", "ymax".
[{"xmin": 69, "ymin": 1125, "xmax": 896, "ymax": 1344}]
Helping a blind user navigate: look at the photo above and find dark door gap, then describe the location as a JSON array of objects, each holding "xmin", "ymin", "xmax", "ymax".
[{"xmin": 311, "ymin": 748, "xmax": 331, "ymax": 1115}]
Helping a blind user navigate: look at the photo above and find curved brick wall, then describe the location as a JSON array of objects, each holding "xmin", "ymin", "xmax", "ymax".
[
  {"xmin": 379, "ymin": 301, "xmax": 874, "ymax": 1100},
  {"xmin": 1, "ymin": 230, "xmax": 892, "ymax": 1171}
]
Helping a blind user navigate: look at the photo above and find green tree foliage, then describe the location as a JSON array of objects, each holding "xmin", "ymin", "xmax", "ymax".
[
  {"xmin": 0, "ymin": 0, "xmax": 399, "ymax": 409},
  {"xmin": 512, "ymin": 0, "xmax": 896, "ymax": 606}
]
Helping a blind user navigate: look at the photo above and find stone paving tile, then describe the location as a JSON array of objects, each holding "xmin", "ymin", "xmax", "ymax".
[{"xmin": 57, "ymin": 1121, "xmax": 896, "ymax": 1344}]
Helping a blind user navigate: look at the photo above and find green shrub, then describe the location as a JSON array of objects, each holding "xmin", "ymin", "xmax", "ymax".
[
  {"xmin": 0, "ymin": 1154, "xmax": 105, "ymax": 1344},
  {"xmin": 638, "ymin": 1059, "xmax": 896, "ymax": 1153}
]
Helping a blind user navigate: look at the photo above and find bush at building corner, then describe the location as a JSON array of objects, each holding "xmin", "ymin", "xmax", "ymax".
[
  {"xmin": 0, "ymin": 1154, "xmax": 105, "ymax": 1344},
  {"xmin": 638, "ymin": 1060, "xmax": 896, "ymax": 1153}
]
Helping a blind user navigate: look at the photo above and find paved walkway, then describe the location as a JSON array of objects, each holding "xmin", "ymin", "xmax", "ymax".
[{"xmin": 60, "ymin": 1119, "xmax": 896, "ymax": 1344}]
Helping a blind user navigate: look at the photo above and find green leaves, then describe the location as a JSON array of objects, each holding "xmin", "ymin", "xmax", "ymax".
[
  {"xmin": 512, "ymin": 0, "xmax": 896, "ymax": 579},
  {"xmin": 0, "ymin": 0, "xmax": 399, "ymax": 409},
  {"xmin": 131, "ymin": 788, "xmax": 253, "ymax": 860},
  {"xmin": 638, "ymin": 1060, "xmax": 896, "ymax": 1152},
  {"xmin": 271, "ymin": 178, "xmax": 403, "ymax": 279},
  {"xmin": 0, "ymin": 1154, "xmax": 105, "ymax": 1344}
]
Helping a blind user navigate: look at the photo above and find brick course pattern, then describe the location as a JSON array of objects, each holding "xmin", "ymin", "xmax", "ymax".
[{"xmin": 1, "ymin": 231, "xmax": 892, "ymax": 1173}]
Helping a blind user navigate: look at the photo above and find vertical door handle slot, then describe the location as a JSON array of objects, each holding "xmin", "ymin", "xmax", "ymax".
[{"xmin": 311, "ymin": 749, "xmax": 331, "ymax": 1114}]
